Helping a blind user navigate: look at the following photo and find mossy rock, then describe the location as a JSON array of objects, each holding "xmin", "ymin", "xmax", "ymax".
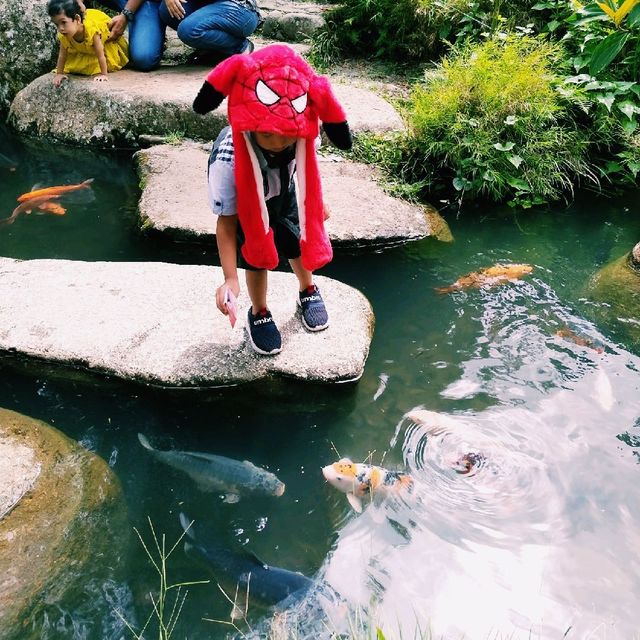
[
  {"xmin": 586, "ymin": 242, "xmax": 640, "ymax": 351},
  {"xmin": 0, "ymin": 407, "xmax": 127, "ymax": 640}
]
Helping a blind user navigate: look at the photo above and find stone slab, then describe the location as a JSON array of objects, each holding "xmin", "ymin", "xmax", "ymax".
[
  {"xmin": 9, "ymin": 65, "xmax": 404, "ymax": 148},
  {"xmin": 0, "ymin": 258, "xmax": 374, "ymax": 387},
  {"xmin": 135, "ymin": 141, "xmax": 449, "ymax": 247}
]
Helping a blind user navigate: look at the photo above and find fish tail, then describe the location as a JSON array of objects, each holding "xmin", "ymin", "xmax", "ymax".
[
  {"xmin": 137, "ymin": 432, "xmax": 153, "ymax": 450},
  {"xmin": 82, "ymin": 178, "xmax": 95, "ymax": 187}
]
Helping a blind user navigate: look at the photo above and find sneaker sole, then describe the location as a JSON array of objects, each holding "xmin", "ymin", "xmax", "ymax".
[
  {"xmin": 297, "ymin": 300, "xmax": 329, "ymax": 332},
  {"xmin": 245, "ymin": 315, "xmax": 282, "ymax": 356}
]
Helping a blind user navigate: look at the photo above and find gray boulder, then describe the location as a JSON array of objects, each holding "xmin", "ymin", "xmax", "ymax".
[
  {"xmin": 0, "ymin": 258, "xmax": 374, "ymax": 387},
  {"xmin": 0, "ymin": 407, "xmax": 127, "ymax": 640},
  {"xmin": 0, "ymin": 0, "xmax": 57, "ymax": 114},
  {"xmin": 135, "ymin": 141, "xmax": 452, "ymax": 247},
  {"xmin": 9, "ymin": 66, "xmax": 404, "ymax": 147}
]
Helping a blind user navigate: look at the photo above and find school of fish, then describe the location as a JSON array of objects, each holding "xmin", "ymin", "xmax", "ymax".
[
  {"xmin": 1, "ymin": 179, "xmax": 94, "ymax": 226},
  {"xmin": 435, "ymin": 263, "xmax": 533, "ymax": 293}
]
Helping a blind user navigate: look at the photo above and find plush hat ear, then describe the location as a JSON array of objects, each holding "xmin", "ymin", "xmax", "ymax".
[
  {"xmin": 310, "ymin": 75, "xmax": 352, "ymax": 150},
  {"xmin": 192, "ymin": 54, "xmax": 248, "ymax": 114}
]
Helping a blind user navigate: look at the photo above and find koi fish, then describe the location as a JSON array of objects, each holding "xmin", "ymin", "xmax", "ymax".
[
  {"xmin": 179, "ymin": 513, "xmax": 313, "ymax": 616},
  {"xmin": 555, "ymin": 327, "xmax": 604, "ymax": 353},
  {"xmin": 138, "ymin": 433, "xmax": 285, "ymax": 500},
  {"xmin": 322, "ymin": 458, "xmax": 414, "ymax": 513},
  {"xmin": 36, "ymin": 201, "xmax": 67, "ymax": 216},
  {"xmin": 0, "ymin": 195, "xmax": 62, "ymax": 226},
  {"xmin": 435, "ymin": 263, "xmax": 533, "ymax": 294},
  {"xmin": 16, "ymin": 178, "xmax": 94, "ymax": 203}
]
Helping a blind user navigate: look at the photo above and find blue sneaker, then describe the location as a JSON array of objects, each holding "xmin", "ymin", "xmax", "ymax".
[
  {"xmin": 298, "ymin": 285, "xmax": 329, "ymax": 332},
  {"xmin": 246, "ymin": 308, "xmax": 282, "ymax": 355}
]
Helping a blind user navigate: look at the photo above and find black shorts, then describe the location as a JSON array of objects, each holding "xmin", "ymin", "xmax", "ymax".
[{"xmin": 237, "ymin": 190, "xmax": 301, "ymax": 271}]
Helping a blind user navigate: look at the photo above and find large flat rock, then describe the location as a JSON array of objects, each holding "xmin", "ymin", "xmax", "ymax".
[
  {"xmin": 0, "ymin": 258, "xmax": 373, "ymax": 387},
  {"xmin": 9, "ymin": 65, "xmax": 404, "ymax": 148},
  {"xmin": 135, "ymin": 141, "xmax": 451, "ymax": 247}
]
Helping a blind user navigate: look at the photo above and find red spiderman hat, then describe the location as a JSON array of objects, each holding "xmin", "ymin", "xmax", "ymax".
[{"xmin": 193, "ymin": 44, "xmax": 352, "ymax": 271}]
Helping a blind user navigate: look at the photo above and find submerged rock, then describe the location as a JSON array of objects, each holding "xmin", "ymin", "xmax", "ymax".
[
  {"xmin": 0, "ymin": 407, "xmax": 127, "ymax": 640},
  {"xmin": 0, "ymin": 0, "xmax": 56, "ymax": 114},
  {"xmin": 135, "ymin": 141, "xmax": 450, "ymax": 247},
  {"xmin": 0, "ymin": 258, "xmax": 374, "ymax": 387},
  {"xmin": 586, "ymin": 241, "xmax": 640, "ymax": 351}
]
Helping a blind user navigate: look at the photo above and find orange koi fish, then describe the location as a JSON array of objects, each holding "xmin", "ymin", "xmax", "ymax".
[
  {"xmin": 556, "ymin": 327, "xmax": 604, "ymax": 353},
  {"xmin": 36, "ymin": 201, "xmax": 67, "ymax": 216},
  {"xmin": 1, "ymin": 195, "xmax": 62, "ymax": 226},
  {"xmin": 17, "ymin": 178, "xmax": 94, "ymax": 203},
  {"xmin": 322, "ymin": 458, "xmax": 414, "ymax": 513},
  {"xmin": 435, "ymin": 263, "xmax": 533, "ymax": 294}
]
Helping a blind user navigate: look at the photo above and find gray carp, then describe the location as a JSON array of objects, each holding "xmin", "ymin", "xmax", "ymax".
[
  {"xmin": 137, "ymin": 433, "xmax": 285, "ymax": 499},
  {"xmin": 179, "ymin": 513, "xmax": 312, "ymax": 612}
]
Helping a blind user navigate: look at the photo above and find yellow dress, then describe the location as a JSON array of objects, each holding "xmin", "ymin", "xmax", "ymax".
[{"xmin": 58, "ymin": 9, "xmax": 129, "ymax": 75}]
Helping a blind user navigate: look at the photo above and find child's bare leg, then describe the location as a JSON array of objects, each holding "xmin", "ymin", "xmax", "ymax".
[
  {"xmin": 245, "ymin": 269, "xmax": 268, "ymax": 314},
  {"xmin": 288, "ymin": 257, "xmax": 313, "ymax": 292}
]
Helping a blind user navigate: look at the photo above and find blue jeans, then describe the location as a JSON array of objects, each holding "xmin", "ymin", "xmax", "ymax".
[
  {"xmin": 159, "ymin": 0, "xmax": 259, "ymax": 56},
  {"xmin": 98, "ymin": 0, "xmax": 165, "ymax": 70}
]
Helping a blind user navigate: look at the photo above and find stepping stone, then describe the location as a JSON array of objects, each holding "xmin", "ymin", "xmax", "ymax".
[
  {"xmin": 259, "ymin": 0, "xmax": 327, "ymax": 42},
  {"xmin": 135, "ymin": 141, "xmax": 451, "ymax": 246},
  {"xmin": 9, "ymin": 64, "xmax": 404, "ymax": 148},
  {"xmin": 0, "ymin": 407, "xmax": 126, "ymax": 637},
  {"xmin": 0, "ymin": 258, "xmax": 373, "ymax": 387}
]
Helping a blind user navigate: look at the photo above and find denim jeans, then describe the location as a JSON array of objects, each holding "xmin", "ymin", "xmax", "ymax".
[
  {"xmin": 98, "ymin": 0, "xmax": 165, "ymax": 70},
  {"xmin": 159, "ymin": 0, "xmax": 260, "ymax": 56}
]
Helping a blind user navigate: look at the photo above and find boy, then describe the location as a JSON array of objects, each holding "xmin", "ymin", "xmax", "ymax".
[{"xmin": 193, "ymin": 44, "xmax": 352, "ymax": 356}]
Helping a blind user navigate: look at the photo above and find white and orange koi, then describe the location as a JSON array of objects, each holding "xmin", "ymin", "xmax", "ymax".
[
  {"xmin": 17, "ymin": 178, "xmax": 94, "ymax": 203},
  {"xmin": 322, "ymin": 458, "xmax": 414, "ymax": 513}
]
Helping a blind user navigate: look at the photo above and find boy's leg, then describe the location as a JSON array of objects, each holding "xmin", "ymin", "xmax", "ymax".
[
  {"xmin": 176, "ymin": 0, "xmax": 259, "ymax": 56},
  {"xmin": 245, "ymin": 268, "xmax": 268, "ymax": 315},
  {"xmin": 289, "ymin": 258, "xmax": 329, "ymax": 332}
]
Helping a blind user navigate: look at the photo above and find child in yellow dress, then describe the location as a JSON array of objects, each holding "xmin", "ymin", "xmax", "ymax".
[{"xmin": 47, "ymin": 0, "xmax": 129, "ymax": 85}]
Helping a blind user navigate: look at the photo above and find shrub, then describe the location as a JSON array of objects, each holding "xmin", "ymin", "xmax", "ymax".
[{"xmin": 403, "ymin": 35, "xmax": 596, "ymax": 205}]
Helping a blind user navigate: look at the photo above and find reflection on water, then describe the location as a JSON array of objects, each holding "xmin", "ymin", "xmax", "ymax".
[{"xmin": 0, "ymin": 126, "xmax": 639, "ymax": 639}]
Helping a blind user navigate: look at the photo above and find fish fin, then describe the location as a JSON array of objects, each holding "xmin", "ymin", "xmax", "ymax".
[
  {"xmin": 222, "ymin": 493, "xmax": 240, "ymax": 504},
  {"xmin": 82, "ymin": 178, "xmax": 95, "ymax": 186},
  {"xmin": 137, "ymin": 432, "xmax": 154, "ymax": 450},
  {"xmin": 178, "ymin": 513, "xmax": 197, "ymax": 542},
  {"xmin": 347, "ymin": 493, "xmax": 363, "ymax": 513},
  {"xmin": 239, "ymin": 548, "xmax": 269, "ymax": 569}
]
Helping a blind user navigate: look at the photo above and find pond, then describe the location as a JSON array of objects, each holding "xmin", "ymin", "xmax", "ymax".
[{"xmin": 1, "ymin": 125, "xmax": 639, "ymax": 640}]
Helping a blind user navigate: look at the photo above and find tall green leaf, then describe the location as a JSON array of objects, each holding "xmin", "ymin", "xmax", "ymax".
[{"xmin": 589, "ymin": 31, "xmax": 630, "ymax": 75}]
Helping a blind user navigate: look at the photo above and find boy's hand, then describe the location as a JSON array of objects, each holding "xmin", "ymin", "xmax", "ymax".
[
  {"xmin": 216, "ymin": 279, "xmax": 240, "ymax": 315},
  {"xmin": 93, "ymin": 74, "xmax": 108, "ymax": 83},
  {"xmin": 53, "ymin": 74, "xmax": 68, "ymax": 87}
]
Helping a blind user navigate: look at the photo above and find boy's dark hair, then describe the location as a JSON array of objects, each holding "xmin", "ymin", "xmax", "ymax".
[{"xmin": 47, "ymin": 0, "xmax": 84, "ymax": 19}]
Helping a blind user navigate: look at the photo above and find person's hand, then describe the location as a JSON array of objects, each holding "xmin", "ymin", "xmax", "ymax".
[
  {"xmin": 53, "ymin": 73, "xmax": 68, "ymax": 87},
  {"xmin": 106, "ymin": 13, "xmax": 127, "ymax": 43},
  {"xmin": 165, "ymin": 0, "xmax": 187, "ymax": 20},
  {"xmin": 216, "ymin": 278, "xmax": 240, "ymax": 315},
  {"xmin": 93, "ymin": 74, "xmax": 108, "ymax": 82}
]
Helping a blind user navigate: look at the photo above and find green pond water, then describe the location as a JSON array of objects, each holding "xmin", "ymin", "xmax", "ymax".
[{"xmin": 1, "ymin": 126, "xmax": 639, "ymax": 640}]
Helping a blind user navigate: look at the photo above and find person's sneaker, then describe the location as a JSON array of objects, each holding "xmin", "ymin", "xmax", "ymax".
[
  {"xmin": 246, "ymin": 308, "xmax": 282, "ymax": 355},
  {"xmin": 298, "ymin": 285, "xmax": 329, "ymax": 332},
  {"xmin": 185, "ymin": 49, "xmax": 227, "ymax": 66}
]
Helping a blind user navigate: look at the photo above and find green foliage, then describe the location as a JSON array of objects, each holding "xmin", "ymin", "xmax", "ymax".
[{"xmin": 404, "ymin": 36, "xmax": 596, "ymax": 206}]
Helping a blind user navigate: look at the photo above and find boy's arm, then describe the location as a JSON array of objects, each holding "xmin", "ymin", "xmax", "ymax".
[
  {"xmin": 53, "ymin": 46, "xmax": 68, "ymax": 86},
  {"xmin": 92, "ymin": 34, "xmax": 109, "ymax": 81},
  {"xmin": 215, "ymin": 214, "xmax": 240, "ymax": 315}
]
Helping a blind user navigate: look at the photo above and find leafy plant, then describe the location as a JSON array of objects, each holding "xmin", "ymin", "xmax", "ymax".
[{"xmin": 405, "ymin": 35, "xmax": 596, "ymax": 206}]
